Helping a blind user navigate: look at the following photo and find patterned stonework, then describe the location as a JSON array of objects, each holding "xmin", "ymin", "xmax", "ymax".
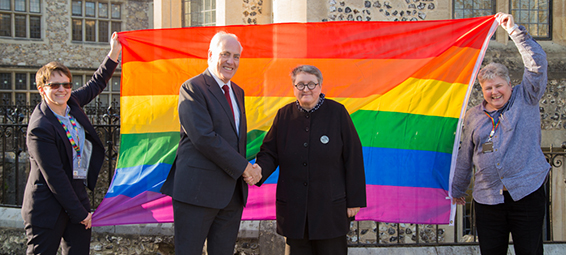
[
  {"xmin": 348, "ymin": 221, "xmax": 446, "ymax": 244},
  {"xmin": 325, "ymin": 0, "xmax": 437, "ymax": 22},
  {"xmin": 473, "ymin": 48, "xmax": 566, "ymax": 131},
  {"xmin": 243, "ymin": 0, "xmax": 265, "ymax": 25}
]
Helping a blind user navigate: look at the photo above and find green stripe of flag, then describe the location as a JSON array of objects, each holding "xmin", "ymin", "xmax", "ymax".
[
  {"xmin": 246, "ymin": 129, "xmax": 266, "ymax": 161},
  {"xmin": 117, "ymin": 110, "xmax": 455, "ymax": 168},
  {"xmin": 351, "ymin": 110, "xmax": 457, "ymax": 154},
  {"xmin": 245, "ymin": 110, "xmax": 458, "ymax": 159},
  {"xmin": 117, "ymin": 132, "xmax": 179, "ymax": 169},
  {"xmin": 118, "ymin": 130, "xmax": 265, "ymax": 168}
]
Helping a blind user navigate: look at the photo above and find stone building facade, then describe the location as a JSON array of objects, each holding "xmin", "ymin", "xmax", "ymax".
[
  {"xmin": 1, "ymin": 0, "xmax": 565, "ymax": 254},
  {"xmin": 1, "ymin": 0, "xmax": 153, "ymax": 106}
]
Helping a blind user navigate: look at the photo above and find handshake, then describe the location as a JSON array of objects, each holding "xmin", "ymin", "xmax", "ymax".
[{"xmin": 242, "ymin": 163, "xmax": 262, "ymax": 185}]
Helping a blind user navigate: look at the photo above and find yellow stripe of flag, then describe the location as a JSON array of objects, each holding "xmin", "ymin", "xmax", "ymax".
[{"xmin": 121, "ymin": 77, "xmax": 466, "ymax": 134}]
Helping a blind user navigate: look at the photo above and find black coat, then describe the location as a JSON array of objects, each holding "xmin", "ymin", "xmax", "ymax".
[
  {"xmin": 22, "ymin": 57, "xmax": 117, "ymax": 228},
  {"xmin": 256, "ymin": 99, "xmax": 367, "ymax": 240}
]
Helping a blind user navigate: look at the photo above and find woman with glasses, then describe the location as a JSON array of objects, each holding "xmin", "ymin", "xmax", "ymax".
[
  {"xmin": 21, "ymin": 32, "xmax": 122, "ymax": 255},
  {"xmin": 254, "ymin": 65, "xmax": 366, "ymax": 255}
]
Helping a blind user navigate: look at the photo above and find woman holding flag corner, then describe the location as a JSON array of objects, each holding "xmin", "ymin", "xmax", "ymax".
[
  {"xmin": 22, "ymin": 32, "xmax": 122, "ymax": 254},
  {"xmin": 451, "ymin": 13, "xmax": 550, "ymax": 255}
]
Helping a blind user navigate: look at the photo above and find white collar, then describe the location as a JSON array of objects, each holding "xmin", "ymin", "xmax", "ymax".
[{"xmin": 208, "ymin": 68, "xmax": 231, "ymax": 90}]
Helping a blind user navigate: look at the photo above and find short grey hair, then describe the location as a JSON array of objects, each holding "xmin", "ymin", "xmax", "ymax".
[
  {"xmin": 208, "ymin": 31, "xmax": 243, "ymax": 53},
  {"xmin": 291, "ymin": 65, "xmax": 323, "ymax": 84},
  {"xmin": 477, "ymin": 62, "xmax": 510, "ymax": 85}
]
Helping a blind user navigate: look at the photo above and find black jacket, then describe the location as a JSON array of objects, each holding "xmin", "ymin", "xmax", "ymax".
[
  {"xmin": 22, "ymin": 57, "xmax": 117, "ymax": 228},
  {"xmin": 256, "ymin": 99, "xmax": 367, "ymax": 240}
]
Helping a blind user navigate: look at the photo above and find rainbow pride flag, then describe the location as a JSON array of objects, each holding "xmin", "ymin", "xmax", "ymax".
[{"xmin": 92, "ymin": 16, "xmax": 497, "ymax": 226}]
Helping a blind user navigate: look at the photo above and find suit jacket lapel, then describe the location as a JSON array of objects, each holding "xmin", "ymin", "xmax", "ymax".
[
  {"xmin": 232, "ymin": 83, "xmax": 245, "ymax": 135},
  {"xmin": 203, "ymin": 70, "xmax": 238, "ymax": 133},
  {"xmin": 41, "ymin": 101, "xmax": 74, "ymax": 166}
]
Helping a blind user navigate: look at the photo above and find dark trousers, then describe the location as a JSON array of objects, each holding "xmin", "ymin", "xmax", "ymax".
[
  {"xmin": 24, "ymin": 209, "xmax": 91, "ymax": 255},
  {"xmin": 172, "ymin": 184, "xmax": 244, "ymax": 255},
  {"xmin": 285, "ymin": 220, "xmax": 348, "ymax": 255},
  {"xmin": 475, "ymin": 184, "xmax": 546, "ymax": 255}
]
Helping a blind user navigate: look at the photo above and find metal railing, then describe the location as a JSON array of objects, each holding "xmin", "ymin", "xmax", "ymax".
[{"xmin": 0, "ymin": 101, "xmax": 120, "ymax": 210}]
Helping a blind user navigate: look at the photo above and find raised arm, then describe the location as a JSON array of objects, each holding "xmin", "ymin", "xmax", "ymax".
[{"xmin": 496, "ymin": 12, "xmax": 548, "ymax": 104}]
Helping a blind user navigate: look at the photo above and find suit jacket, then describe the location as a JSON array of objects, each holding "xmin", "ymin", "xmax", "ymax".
[
  {"xmin": 256, "ymin": 99, "xmax": 367, "ymax": 240},
  {"xmin": 161, "ymin": 69, "xmax": 249, "ymax": 209},
  {"xmin": 22, "ymin": 57, "xmax": 117, "ymax": 229}
]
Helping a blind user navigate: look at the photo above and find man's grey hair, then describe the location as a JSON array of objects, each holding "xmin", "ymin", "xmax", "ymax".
[
  {"xmin": 477, "ymin": 62, "xmax": 510, "ymax": 85},
  {"xmin": 291, "ymin": 65, "xmax": 323, "ymax": 85},
  {"xmin": 208, "ymin": 31, "xmax": 243, "ymax": 53}
]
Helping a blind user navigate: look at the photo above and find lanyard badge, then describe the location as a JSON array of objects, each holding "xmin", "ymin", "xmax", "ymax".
[
  {"xmin": 58, "ymin": 115, "xmax": 87, "ymax": 179},
  {"xmin": 481, "ymin": 112, "xmax": 499, "ymax": 153}
]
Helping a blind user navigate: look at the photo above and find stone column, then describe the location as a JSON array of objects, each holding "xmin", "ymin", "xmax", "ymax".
[
  {"xmin": 154, "ymin": 0, "xmax": 182, "ymax": 28},
  {"xmin": 495, "ymin": 0, "xmax": 510, "ymax": 45},
  {"xmin": 273, "ymin": 0, "xmax": 329, "ymax": 23},
  {"xmin": 273, "ymin": 0, "xmax": 307, "ymax": 23},
  {"xmin": 554, "ymin": 0, "xmax": 566, "ymax": 46}
]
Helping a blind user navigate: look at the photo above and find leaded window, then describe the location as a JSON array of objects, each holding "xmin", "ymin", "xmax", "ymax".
[
  {"xmin": 453, "ymin": 0, "xmax": 496, "ymax": 19},
  {"xmin": 0, "ymin": 0, "xmax": 41, "ymax": 38},
  {"xmin": 182, "ymin": 0, "xmax": 216, "ymax": 27},
  {"xmin": 0, "ymin": 70, "xmax": 120, "ymax": 107},
  {"xmin": 71, "ymin": 0, "xmax": 121, "ymax": 42},
  {"xmin": 511, "ymin": 0, "xmax": 551, "ymax": 39}
]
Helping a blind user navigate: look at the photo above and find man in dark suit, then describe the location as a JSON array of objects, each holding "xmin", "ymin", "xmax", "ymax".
[{"xmin": 160, "ymin": 31, "xmax": 262, "ymax": 255}]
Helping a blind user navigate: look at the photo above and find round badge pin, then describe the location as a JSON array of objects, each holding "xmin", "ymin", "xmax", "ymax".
[{"xmin": 320, "ymin": 135, "xmax": 329, "ymax": 144}]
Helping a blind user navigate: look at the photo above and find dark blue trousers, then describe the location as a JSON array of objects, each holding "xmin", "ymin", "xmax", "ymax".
[
  {"xmin": 171, "ymin": 183, "xmax": 244, "ymax": 255},
  {"xmin": 25, "ymin": 208, "xmax": 91, "ymax": 255},
  {"xmin": 285, "ymin": 218, "xmax": 348, "ymax": 255}
]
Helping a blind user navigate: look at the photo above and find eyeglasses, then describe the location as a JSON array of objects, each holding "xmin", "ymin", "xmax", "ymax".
[
  {"xmin": 294, "ymin": 82, "xmax": 318, "ymax": 91},
  {"xmin": 45, "ymin": 82, "xmax": 72, "ymax": 89}
]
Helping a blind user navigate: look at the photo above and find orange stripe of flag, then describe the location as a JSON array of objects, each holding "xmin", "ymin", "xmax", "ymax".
[{"xmin": 121, "ymin": 46, "xmax": 478, "ymax": 97}]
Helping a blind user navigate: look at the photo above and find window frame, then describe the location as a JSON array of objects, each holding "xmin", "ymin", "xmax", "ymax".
[
  {"xmin": 509, "ymin": 0, "xmax": 552, "ymax": 40},
  {"xmin": 182, "ymin": 0, "xmax": 216, "ymax": 27},
  {"xmin": 452, "ymin": 0, "xmax": 553, "ymax": 41},
  {"xmin": 0, "ymin": 71, "xmax": 40, "ymax": 105},
  {"xmin": 453, "ymin": 0, "xmax": 497, "ymax": 40},
  {"xmin": 453, "ymin": 0, "xmax": 497, "ymax": 20},
  {"xmin": 0, "ymin": 69, "xmax": 121, "ymax": 107},
  {"xmin": 0, "ymin": 0, "xmax": 42, "ymax": 39},
  {"xmin": 71, "ymin": 0, "xmax": 122, "ymax": 43}
]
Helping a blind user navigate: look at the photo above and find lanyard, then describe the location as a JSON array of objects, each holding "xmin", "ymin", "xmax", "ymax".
[
  {"xmin": 58, "ymin": 115, "xmax": 81, "ymax": 159},
  {"xmin": 483, "ymin": 111, "xmax": 500, "ymax": 142}
]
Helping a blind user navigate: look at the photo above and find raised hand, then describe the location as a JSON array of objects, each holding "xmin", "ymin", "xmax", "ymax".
[
  {"xmin": 495, "ymin": 13, "xmax": 516, "ymax": 33},
  {"xmin": 108, "ymin": 31, "xmax": 122, "ymax": 62}
]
